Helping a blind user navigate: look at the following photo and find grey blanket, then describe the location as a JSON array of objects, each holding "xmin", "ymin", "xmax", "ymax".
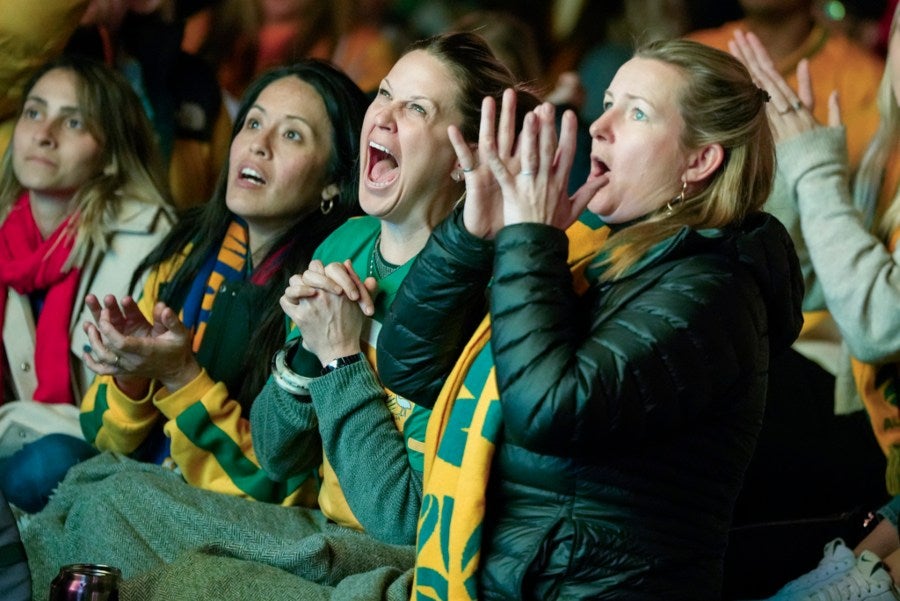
[{"xmin": 22, "ymin": 453, "xmax": 414, "ymax": 600}]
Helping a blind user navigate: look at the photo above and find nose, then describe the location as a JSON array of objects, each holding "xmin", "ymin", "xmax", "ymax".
[
  {"xmin": 249, "ymin": 128, "xmax": 272, "ymax": 159},
  {"xmin": 372, "ymin": 102, "xmax": 398, "ymax": 132},
  {"xmin": 588, "ymin": 110, "xmax": 612, "ymax": 142},
  {"xmin": 33, "ymin": 119, "xmax": 57, "ymax": 148}
]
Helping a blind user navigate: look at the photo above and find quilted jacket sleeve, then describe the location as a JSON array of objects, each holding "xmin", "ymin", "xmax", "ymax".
[{"xmin": 377, "ymin": 210, "xmax": 493, "ymax": 407}]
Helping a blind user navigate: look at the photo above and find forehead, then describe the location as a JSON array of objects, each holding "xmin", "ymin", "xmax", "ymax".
[
  {"xmin": 29, "ymin": 68, "xmax": 81, "ymax": 100},
  {"xmin": 253, "ymin": 76, "xmax": 329, "ymax": 123},
  {"xmin": 609, "ymin": 57, "xmax": 686, "ymax": 109},
  {"xmin": 384, "ymin": 50, "xmax": 460, "ymax": 112}
]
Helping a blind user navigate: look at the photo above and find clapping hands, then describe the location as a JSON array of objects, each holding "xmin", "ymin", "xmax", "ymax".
[
  {"xmin": 82, "ymin": 293, "xmax": 200, "ymax": 398},
  {"xmin": 448, "ymin": 88, "xmax": 603, "ymax": 239},
  {"xmin": 729, "ymin": 29, "xmax": 842, "ymax": 142}
]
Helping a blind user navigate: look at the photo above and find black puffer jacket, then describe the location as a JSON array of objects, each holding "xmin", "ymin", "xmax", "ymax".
[{"xmin": 378, "ymin": 209, "xmax": 803, "ymax": 600}]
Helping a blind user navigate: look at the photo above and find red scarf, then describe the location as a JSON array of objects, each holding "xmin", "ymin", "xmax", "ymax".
[{"xmin": 0, "ymin": 193, "xmax": 80, "ymax": 404}]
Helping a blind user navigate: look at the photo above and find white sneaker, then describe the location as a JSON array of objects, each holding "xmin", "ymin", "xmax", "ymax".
[
  {"xmin": 766, "ymin": 539, "xmax": 857, "ymax": 600},
  {"xmin": 804, "ymin": 550, "xmax": 900, "ymax": 601}
]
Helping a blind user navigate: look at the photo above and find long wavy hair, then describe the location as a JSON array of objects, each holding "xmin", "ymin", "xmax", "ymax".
[
  {"xmin": 0, "ymin": 55, "xmax": 172, "ymax": 267},
  {"xmin": 130, "ymin": 59, "xmax": 368, "ymax": 405},
  {"xmin": 855, "ymin": 2, "xmax": 900, "ymax": 239},
  {"xmin": 596, "ymin": 39, "xmax": 775, "ymax": 280}
]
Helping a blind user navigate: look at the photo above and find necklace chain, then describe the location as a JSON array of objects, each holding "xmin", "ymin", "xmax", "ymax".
[{"xmin": 368, "ymin": 233, "xmax": 400, "ymax": 280}]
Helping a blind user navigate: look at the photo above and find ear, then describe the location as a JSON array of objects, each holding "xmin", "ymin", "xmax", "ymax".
[
  {"xmin": 683, "ymin": 143, "xmax": 724, "ymax": 185},
  {"xmin": 321, "ymin": 183, "xmax": 339, "ymax": 200}
]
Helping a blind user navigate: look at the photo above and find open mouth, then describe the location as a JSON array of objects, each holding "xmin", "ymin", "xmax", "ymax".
[
  {"xmin": 367, "ymin": 141, "xmax": 399, "ymax": 187},
  {"xmin": 591, "ymin": 157, "xmax": 609, "ymax": 178},
  {"xmin": 240, "ymin": 167, "xmax": 266, "ymax": 185}
]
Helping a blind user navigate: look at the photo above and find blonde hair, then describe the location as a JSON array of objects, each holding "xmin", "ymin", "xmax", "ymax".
[
  {"xmin": 856, "ymin": 2, "xmax": 900, "ymax": 240},
  {"xmin": 598, "ymin": 39, "xmax": 774, "ymax": 280},
  {"xmin": 0, "ymin": 55, "xmax": 172, "ymax": 267}
]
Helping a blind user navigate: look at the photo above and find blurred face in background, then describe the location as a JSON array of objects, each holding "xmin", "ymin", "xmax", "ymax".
[{"xmin": 80, "ymin": 0, "xmax": 164, "ymax": 30}]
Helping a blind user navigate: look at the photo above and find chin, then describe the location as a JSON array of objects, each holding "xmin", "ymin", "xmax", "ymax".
[{"xmin": 359, "ymin": 189, "xmax": 402, "ymax": 219}]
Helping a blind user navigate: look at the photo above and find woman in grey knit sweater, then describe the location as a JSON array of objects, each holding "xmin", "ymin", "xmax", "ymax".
[{"xmin": 732, "ymin": 22, "xmax": 900, "ymax": 601}]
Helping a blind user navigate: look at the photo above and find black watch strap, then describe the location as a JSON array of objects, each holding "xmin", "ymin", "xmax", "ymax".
[{"xmin": 321, "ymin": 353, "xmax": 363, "ymax": 375}]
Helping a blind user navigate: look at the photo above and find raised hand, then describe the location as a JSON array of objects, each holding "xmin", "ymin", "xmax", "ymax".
[
  {"xmin": 484, "ymin": 98, "xmax": 600, "ymax": 231},
  {"xmin": 447, "ymin": 88, "xmax": 521, "ymax": 239},
  {"xmin": 729, "ymin": 29, "xmax": 842, "ymax": 143}
]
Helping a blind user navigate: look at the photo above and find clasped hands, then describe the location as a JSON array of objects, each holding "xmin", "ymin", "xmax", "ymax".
[
  {"xmin": 82, "ymin": 293, "xmax": 200, "ymax": 399},
  {"xmin": 279, "ymin": 259, "xmax": 378, "ymax": 366},
  {"xmin": 448, "ymin": 88, "xmax": 604, "ymax": 239}
]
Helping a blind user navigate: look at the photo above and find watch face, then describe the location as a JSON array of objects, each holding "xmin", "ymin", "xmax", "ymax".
[{"xmin": 322, "ymin": 353, "xmax": 363, "ymax": 375}]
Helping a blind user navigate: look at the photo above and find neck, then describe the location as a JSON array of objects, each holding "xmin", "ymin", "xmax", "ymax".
[
  {"xmin": 376, "ymin": 187, "xmax": 460, "ymax": 264},
  {"xmin": 246, "ymin": 222, "xmax": 287, "ymax": 268},
  {"xmin": 377, "ymin": 220, "xmax": 434, "ymax": 266},
  {"xmin": 743, "ymin": 11, "xmax": 815, "ymax": 64},
  {"xmin": 28, "ymin": 190, "xmax": 76, "ymax": 239}
]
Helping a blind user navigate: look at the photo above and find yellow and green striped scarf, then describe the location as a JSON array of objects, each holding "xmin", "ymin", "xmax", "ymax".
[{"xmin": 414, "ymin": 215, "xmax": 609, "ymax": 600}]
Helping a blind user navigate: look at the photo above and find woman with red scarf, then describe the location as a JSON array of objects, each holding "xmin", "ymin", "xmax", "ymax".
[{"xmin": 0, "ymin": 55, "xmax": 173, "ymax": 474}]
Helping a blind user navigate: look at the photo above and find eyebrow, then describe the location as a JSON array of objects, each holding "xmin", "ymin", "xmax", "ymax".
[
  {"xmin": 380, "ymin": 78, "xmax": 438, "ymax": 109},
  {"xmin": 249, "ymin": 104, "xmax": 315, "ymax": 130},
  {"xmin": 23, "ymin": 96, "xmax": 82, "ymax": 115},
  {"xmin": 604, "ymin": 91, "xmax": 656, "ymax": 109}
]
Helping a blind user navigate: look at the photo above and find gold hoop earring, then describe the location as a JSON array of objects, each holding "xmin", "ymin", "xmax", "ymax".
[
  {"xmin": 667, "ymin": 180, "xmax": 687, "ymax": 214},
  {"xmin": 320, "ymin": 197, "xmax": 334, "ymax": 215}
]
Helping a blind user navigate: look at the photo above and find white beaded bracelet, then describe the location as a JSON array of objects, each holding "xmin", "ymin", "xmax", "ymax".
[{"xmin": 270, "ymin": 338, "xmax": 313, "ymax": 397}]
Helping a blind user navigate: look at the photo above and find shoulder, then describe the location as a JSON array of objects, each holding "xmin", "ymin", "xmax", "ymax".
[
  {"xmin": 814, "ymin": 31, "xmax": 884, "ymax": 78},
  {"xmin": 109, "ymin": 198, "xmax": 175, "ymax": 236},
  {"xmin": 313, "ymin": 216, "xmax": 379, "ymax": 261},
  {"xmin": 612, "ymin": 216, "xmax": 787, "ymax": 310},
  {"xmin": 610, "ymin": 215, "xmax": 802, "ymax": 349}
]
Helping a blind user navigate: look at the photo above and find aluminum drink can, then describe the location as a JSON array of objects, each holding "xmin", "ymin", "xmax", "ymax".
[{"xmin": 49, "ymin": 563, "xmax": 121, "ymax": 600}]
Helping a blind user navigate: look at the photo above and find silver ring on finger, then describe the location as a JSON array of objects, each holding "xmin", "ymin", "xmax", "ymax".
[
  {"xmin": 519, "ymin": 170, "xmax": 533, "ymax": 177},
  {"xmin": 113, "ymin": 354, "xmax": 120, "ymax": 367},
  {"xmin": 792, "ymin": 99, "xmax": 803, "ymax": 111}
]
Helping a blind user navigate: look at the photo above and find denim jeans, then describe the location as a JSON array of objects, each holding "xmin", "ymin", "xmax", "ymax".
[
  {"xmin": 878, "ymin": 494, "xmax": 900, "ymax": 529},
  {"xmin": 0, "ymin": 433, "xmax": 97, "ymax": 513},
  {"xmin": 0, "ymin": 488, "xmax": 29, "ymax": 601}
]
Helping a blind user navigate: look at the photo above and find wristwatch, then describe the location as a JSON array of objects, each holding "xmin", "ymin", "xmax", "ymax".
[{"xmin": 321, "ymin": 353, "xmax": 363, "ymax": 375}]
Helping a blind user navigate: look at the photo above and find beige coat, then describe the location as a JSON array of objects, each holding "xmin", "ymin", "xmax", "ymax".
[{"xmin": 2, "ymin": 198, "xmax": 173, "ymax": 404}]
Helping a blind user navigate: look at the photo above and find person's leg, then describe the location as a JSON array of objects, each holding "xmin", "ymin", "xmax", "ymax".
[
  {"xmin": 0, "ymin": 488, "xmax": 30, "ymax": 601},
  {"xmin": 758, "ymin": 497, "xmax": 900, "ymax": 600},
  {"xmin": 857, "ymin": 518, "xmax": 900, "ymax": 560},
  {"xmin": 0, "ymin": 433, "xmax": 97, "ymax": 512}
]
